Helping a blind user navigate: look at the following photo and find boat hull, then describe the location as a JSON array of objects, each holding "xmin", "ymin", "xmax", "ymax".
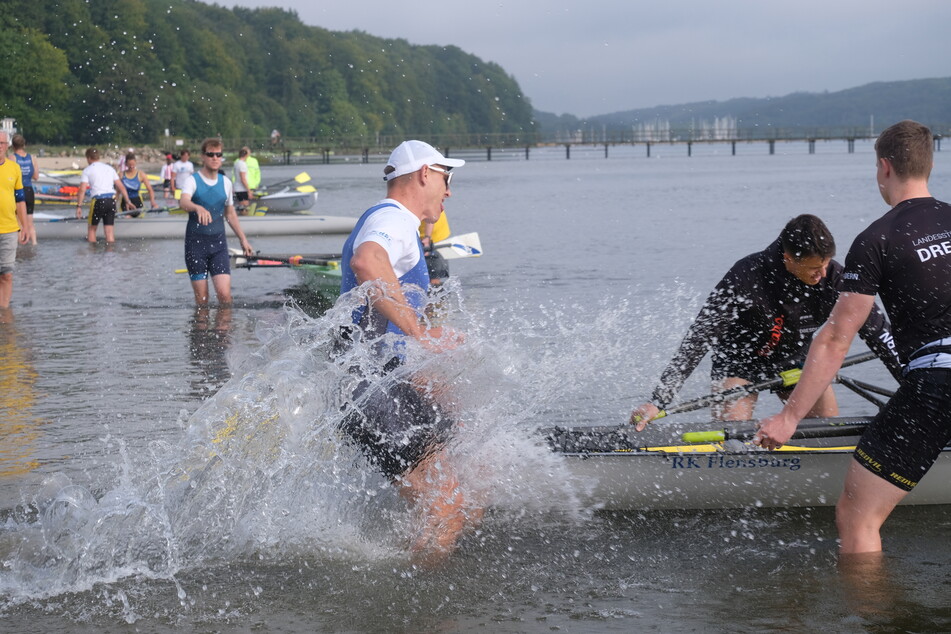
[
  {"xmin": 257, "ymin": 189, "xmax": 316, "ymax": 213},
  {"xmin": 545, "ymin": 422, "xmax": 951, "ymax": 510},
  {"xmin": 33, "ymin": 213, "xmax": 356, "ymax": 239}
]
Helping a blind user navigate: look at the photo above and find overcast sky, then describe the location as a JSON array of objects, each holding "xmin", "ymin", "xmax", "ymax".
[{"xmin": 213, "ymin": 0, "xmax": 951, "ymax": 118}]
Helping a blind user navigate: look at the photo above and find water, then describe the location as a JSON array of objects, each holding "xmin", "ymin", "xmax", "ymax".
[{"xmin": 2, "ymin": 141, "xmax": 950, "ymax": 631}]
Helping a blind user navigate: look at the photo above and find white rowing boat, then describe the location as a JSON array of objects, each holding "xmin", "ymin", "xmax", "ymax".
[
  {"xmin": 33, "ymin": 212, "xmax": 356, "ymax": 239},
  {"xmin": 544, "ymin": 418, "xmax": 951, "ymax": 510},
  {"xmin": 256, "ymin": 187, "xmax": 316, "ymax": 213}
]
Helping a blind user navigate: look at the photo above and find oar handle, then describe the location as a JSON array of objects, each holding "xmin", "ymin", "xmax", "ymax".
[
  {"xmin": 657, "ymin": 350, "xmax": 877, "ymax": 419},
  {"xmin": 682, "ymin": 417, "xmax": 873, "ymax": 444}
]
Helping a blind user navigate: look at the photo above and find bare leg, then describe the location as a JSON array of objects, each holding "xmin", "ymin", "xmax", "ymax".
[
  {"xmin": 711, "ymin": 377, "xmax": 758, "ymax": 421},
  {"xmin": 835, "ymin": 459, "xmax": 908, "ymax": 553},
  {"xmin": 191, "ymin": 279, "xmax": 210, "ymax": 306},
  {"xmin": 0, "ymin": 272, "xmax": 12, "ymax": 308},
  {"xmin": 25, "ymin": 215, "xmax": 36, "ymax": 244},
  {"xmin": 104, "ymin": 224, "xmax": 116, "ymax": 244},
  {"xmin": 210, "ymin": 273, "xmax": 233, "ymax": 306},
  {"xmin": 399, "ymin": 449, "xmax": 483, "ymax": 564},
  {"xmin": 86, "ymin": 224, "xmax": 98, "ymax": 243}
]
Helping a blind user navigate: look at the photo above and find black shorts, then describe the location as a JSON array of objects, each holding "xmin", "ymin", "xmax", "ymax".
[
  {"xmin": 854, "ymin": 368, "xmax": 951, "ymax": 491},
  {"xmin": 340, "ymin": 368, "xmax": 454, "ymax": 479},
  {"xmin": 122, "ymin": 196, "xmax": 143, "ymax": 216},
  {"xmin": 23, "ymin": 187, "xmax": 34, "ymax": 215},
  {"xmin": 235, "ymin": 191, "xmax": 250, "ymax": 203},
  {"xmin": 89, "ymin": 197, "xmax": 116, "ymax": 226}
]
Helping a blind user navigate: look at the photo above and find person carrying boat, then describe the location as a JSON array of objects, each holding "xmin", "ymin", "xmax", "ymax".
[
  {"xmin": 756, "ymin": 120, "xmax": 951, "ymax": 554},
  {"xmin": 631, "ymin": 214, "xmax": 902, "ymax": 428},
  {"xmin": 75, "ymin": 147, "xmax": 134, "ymax": 244},
  {"xmin": 10, "ymin": 135, "xmax": 37, "ymax": 244},
  {"xmin": 0, "ymin": 131, "xmax": 33, "ymax": 308},
  {"xmin": 119, "ymin": 153, "xmax": 157, "ymax": 217},
  {"xmin": 178, "ymin": 138, "xmax": 254, "ymax": 306},
  {"xmin": 243, "ymin": 147, "xmax": 261, "ymax": 192},
  {"xmin": 337, "ymin": 140, "xmax": 474, "ymax": 560}
]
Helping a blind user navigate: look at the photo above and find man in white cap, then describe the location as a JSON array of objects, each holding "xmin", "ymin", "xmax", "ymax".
[{"xmin": 337, "ymin": 140, "xmax": 474, "ymax": 562}]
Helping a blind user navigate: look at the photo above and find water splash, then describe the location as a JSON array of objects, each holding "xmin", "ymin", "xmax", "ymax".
[{"xmin": 2, "ymin": 280, "xmax": 665, "ymax": 608}]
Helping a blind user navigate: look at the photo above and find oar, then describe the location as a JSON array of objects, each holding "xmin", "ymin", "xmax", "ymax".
[
  {"xmin": 682, "ymin": 416, "xmax": 873, "ymax": 444},
  {"xmin": 260, "ymin": 171, "xmax": 310, "ymax": 191},
  {"xmin": 433, "ymin": 232, "xmax": 482, "ymax": 259},
  {"xmin": 639, "ymin": 350, "xmax": 877, "ymax": 423},
  {"xmin": 116, "ymin": 206, "xmax": 177, "ymax": 218}
]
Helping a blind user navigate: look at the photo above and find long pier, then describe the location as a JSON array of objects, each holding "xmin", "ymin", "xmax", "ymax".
[{"xmin": 198, "ymin": 130, "xmax": 943, "ymax": 165}]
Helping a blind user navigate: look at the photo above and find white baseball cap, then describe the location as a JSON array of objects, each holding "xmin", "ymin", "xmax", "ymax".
[{"xmin": 383, "ymin": 140, "xmax": 465, "ymax": 182}]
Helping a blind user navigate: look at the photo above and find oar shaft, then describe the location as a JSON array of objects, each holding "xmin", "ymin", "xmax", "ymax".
[{"xmin": 660, "ymin": 350, "xmax": 877, "ymax": 418}]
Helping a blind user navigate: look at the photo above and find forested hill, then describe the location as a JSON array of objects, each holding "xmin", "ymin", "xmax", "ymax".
[
  {"xmin": 535, "ymin": 77, "xmax": 951, "ymax": 137},
  {"xmin": 0, "ymin": 0, "xmax": 534, "ymax": 144}
]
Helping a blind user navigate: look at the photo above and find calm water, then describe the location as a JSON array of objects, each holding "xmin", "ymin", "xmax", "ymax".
[{"xmin": 1, "ymin": 142, "xmax": 950, "ymax": 631}]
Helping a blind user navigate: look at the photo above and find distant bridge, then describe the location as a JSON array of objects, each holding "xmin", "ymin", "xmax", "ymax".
[{"xmin": 198, "ymin": 128, "xmax": 943, "ymax": 165}]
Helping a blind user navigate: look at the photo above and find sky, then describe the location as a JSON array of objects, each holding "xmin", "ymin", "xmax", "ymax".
[{"xmin": 213, "ymin": 0, "xmax": 951, "ymax": 118}]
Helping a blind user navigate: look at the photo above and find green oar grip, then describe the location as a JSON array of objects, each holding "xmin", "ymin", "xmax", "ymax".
[{"xmin": 682, "ymin": 430, "xmax": 727, "ymax": 444}]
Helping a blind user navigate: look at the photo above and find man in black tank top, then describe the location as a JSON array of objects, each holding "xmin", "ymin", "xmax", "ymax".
[
  {"xmin": 756, "ymin": 120, "xmax": 951, "ymax": 554},
  {"xmin": 630, "ymin": 214, "xmax": 902, "ymax": 426}
]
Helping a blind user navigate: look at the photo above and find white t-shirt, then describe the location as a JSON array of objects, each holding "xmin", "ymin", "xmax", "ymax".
[
  {"xmin": 180, "ymin": 171, "xmax": 235, "ymax": 203},
  {"xmin": 353, "ymin": 199, "xmax": 422, "ymax": 277},
  {"xmin": 171, "ymin": 159, "xmax": 194, "ymax": 186},
  {"xmin": 232, "ymin": 158, "xmax": 249, "ymax": 192},
  {"xmin": 80, "ymin": 162, "xmax": 120, "ymax": 198}
]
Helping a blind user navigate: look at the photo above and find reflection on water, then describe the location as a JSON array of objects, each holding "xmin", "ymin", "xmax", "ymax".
[
  {"xmin": 0, "ymin": 309, "xmax": 42, "ymax": 478},
  {"xmin": 187, "ymin": 306, "xmax": 233, "ymax": 397}
]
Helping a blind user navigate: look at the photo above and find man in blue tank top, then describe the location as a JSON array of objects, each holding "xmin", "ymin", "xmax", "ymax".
[
  {"xmin": 179, "ymin": 138, "xmax": 253, "ymax": 306},
  {"xmin": 338, "ymin": 140, "xmax": 473, "ymax": 562}
]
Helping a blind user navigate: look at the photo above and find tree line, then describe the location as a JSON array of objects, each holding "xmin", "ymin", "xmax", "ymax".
[{"xmin": 0, "ymin": 0, "xmax": 536, "ymax": 145}]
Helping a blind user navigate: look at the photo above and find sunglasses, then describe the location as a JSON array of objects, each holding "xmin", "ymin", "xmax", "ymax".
[
  {"xmin": 204, "ymin": 151, "xmax": 223, "ymax": 158},
  {"xmin": 428, "ymin": 164, "xmax": 453, "ymax": 187}
]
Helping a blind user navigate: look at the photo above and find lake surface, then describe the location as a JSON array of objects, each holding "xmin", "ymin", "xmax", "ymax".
[{"xmin": 1, "ymin": 141, "xmax": 950, "ymax": 631}]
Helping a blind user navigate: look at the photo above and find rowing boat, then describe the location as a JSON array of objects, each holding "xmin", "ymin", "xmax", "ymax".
[
  {"xmin": 256, "ymin": 187, "xmax": 316, "ymax": 213},
  {"xmin": 33, "ymin": 212, "xmax": 356, "ymax": 239},
  {"xmin": 543, "ymin": 418, "xmax": 951, "ymax": 510}
]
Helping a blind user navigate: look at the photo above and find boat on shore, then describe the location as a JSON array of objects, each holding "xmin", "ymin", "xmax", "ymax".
[
  {"xmin": 543, "ymin": 417, "xmax": 951, "ymax": 510},
  {"xmin": 33, "ymin": 212, "xmax": 356, "ymax": 239},
  {"xmin": 255, "ymin": 187, "xmax": 316, "ymax": 213}
]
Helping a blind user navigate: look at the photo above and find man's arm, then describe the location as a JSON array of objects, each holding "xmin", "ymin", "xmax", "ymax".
[
  {"xmin": 755, "ymin": 292, "xmax": 875, "ymax": 448},
  {"xmin": 350, "ymin": 241, "xmax": 426, "ymax": 339}
]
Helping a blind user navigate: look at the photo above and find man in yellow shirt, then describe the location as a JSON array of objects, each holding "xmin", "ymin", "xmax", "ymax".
[{"xmin": 0, "ymin": 131, "xmax": 33, "ymax": 308}]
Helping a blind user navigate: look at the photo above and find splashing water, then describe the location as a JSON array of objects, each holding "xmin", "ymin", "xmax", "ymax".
[{"xmin": 0, "ymin": 279, "xmax": 671, "ymax": 610}]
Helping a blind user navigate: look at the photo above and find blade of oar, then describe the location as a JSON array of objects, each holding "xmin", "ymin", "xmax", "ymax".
[
  {"xmin": 682, "ymin": 416, "xmax": 873, "ymax": 444},
  {"xmin": 262, "ymin": 171, "xmax": 310, "ymax": 190},
  {"xmin": 433, "ymin": 232, "xmax": 482, "ymax": 259},
  {"xmin": 295, "ymin": 184, "xmax": 317, "ymax": 193},
  {"xmin": 643, "ymin": 351, "xmax": 877, "ymax": 422}
]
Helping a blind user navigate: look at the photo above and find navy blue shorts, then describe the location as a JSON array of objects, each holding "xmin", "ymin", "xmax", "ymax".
[
  {"xmin": 854, "ymin": 368, "xmax": 951, "ymax": 491},
  {"xmin": 340, "ymin": 367, "xmax": 454, "ymax": 479},
  {"xmin": 185, "ymin": 234, "xmax": 231, "ymax": 281}
]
